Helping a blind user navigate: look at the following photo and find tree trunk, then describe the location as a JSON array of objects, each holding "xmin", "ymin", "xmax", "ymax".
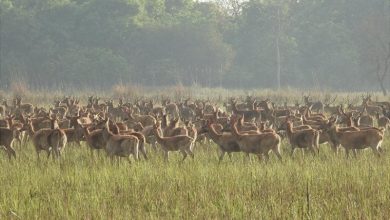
[
  {"xmin": 276, "ymin": 8, "xmax": 281, "ymax": 90},
  {"xmin": 379, "ymin": 80, "xmax": 388, "ymax": 96}
]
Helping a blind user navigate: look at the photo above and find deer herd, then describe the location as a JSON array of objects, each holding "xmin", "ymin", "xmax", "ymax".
[{"xmin": 0, "ymin": 94, "xmax": 389, "ymax": 163}]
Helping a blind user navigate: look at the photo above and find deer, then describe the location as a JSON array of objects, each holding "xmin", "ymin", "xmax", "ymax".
[
  {"xmin": 163, "ymin": 117, "xmax": 188, "ymax": 137},
  {"xmin": 162, "ymin": 99, "xmax": 179, "ymax": 119},
  {"xmin": 133, "ymin": 122, "xmax": 157, "ymax": 151},
  {"xmin": 15, "ymin": 96, "xmax": 34, "ymax": 115},
  {"xmin": 178, "ymin": 102, "xmax": 196, "ymax": 122},
  {"xmin": 62, "ymin": 119, "xmax": 85, "ymax": 147},
  {"xmin": 152, "ymin": 122, "xmax": 194, "ymax": 162},
  {"xmin": 303, "ymin": 95, "xmax": 324, "ymax": 113},
  {"xmin": 0, "ymin": 105, "xmax": 4, "ymax": 117},
  {"xmin": 234, "ymin": 115, "xmax": 259, "ymax": 134},
  {"xmin": 83, "ymin": 126, "xmax": 107, "ymax": 157},
  {"xmin": 125, "ymin": 109, "xmax": 156, "ymax": 127},
  {"xmin": 2, "ymin": 100, "xmax": 15, "ymax": 114},
  {"xmin": 321, "ymin": 120, "xmax": 384, "ymax": 158},
  {"xmin": 285, "ymin": 119, "xmax": 320, "ymax": 156},
  {"xmin": 148, "ymin": 100, "xmax": 165, "ymax": 118},
  {"xmin": 231, "ymin": 100, "xmax": 261, "ymax": 122},
  {"xmin": 230, "ymin": 117, "xmax": 282, "ymax": 161},
  {"xmin": 353, "ymin": 107, "xmax": 374, "ymax": 127},
  {"xmin": 25, "ymin": 116, "xmax": 67, "ymax": 160},
  {"xmin": 376, "ymin": 112, "xmax": 390, "ymax": 130},
  {"xmin": 323, "ymin": 95, "xmax": 339, "ymax": 114},
  {"xmin": 361, "ymin": 95, "xmax": 382, "ymax": 116},
  {"xmin": 363, "ymin": 94, "xmax": 390, "ymax": 111},
  {"xmin": 199, "ymin": 120, "xmax": 241, "ymax": 162},
  {"xmin": 0, "ymin": 127, "xmax": 18, "ymax": 159},
  {"xmin": 101, "ymin": 119, "xmax": 140, "ymax": 163}
]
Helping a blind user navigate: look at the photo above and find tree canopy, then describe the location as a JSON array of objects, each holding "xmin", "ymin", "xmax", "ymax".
[{"xmin": 1, "ymin": 0, "xmax": 389, "ymax": 91}]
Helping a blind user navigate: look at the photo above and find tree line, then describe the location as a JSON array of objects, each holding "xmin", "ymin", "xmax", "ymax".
[{"xmin": 0, "ymin": 0, "xmax": 389, "ymax": 92}]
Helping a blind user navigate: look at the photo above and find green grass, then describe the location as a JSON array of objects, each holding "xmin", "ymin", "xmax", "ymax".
[{"xmin": 1, "ymin": 137, "xmax": 390, "ymax": 219}]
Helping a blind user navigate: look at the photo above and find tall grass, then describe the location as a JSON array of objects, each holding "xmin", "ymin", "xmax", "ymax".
[
  {"xmin": 1, "ymin": 88, "xmax": 390, "ymax": 218},
  {"xmin": 1, "ymin": 137, "xmax": 390, "ymax": 219},
  {"xmin": 1, "ymin": 86, "xmax": 389, "ymax": 107}
]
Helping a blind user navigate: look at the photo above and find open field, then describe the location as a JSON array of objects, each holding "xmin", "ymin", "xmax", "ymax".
[
  {"xmin": 2, "ymin": 139, "xmax": 390, "ymax": 219},
  {"xmin": 1, "ymin": 88, "xmax": 390, "ymax": 219}
]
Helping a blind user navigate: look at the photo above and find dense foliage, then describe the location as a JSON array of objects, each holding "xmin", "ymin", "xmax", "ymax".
[{"xmin": 0, "ymin": 0, "xmax": 389, "ymax": 90}]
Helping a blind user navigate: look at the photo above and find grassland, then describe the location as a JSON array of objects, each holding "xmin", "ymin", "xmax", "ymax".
[
  {"xmin": 1, "ymin": 87, "xmax": 390, "ymax": 219},
  {"xmin": 1, "ymin": 137, "xmax": 390, "ymax": 219}
]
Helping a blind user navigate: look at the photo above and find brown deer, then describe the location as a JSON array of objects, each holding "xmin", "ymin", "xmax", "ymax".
[
  {"xmin": 230, "ymin": 117, "xmax": 282, "ymax": 161},
  {"xmin": 322, "ymin": 120, "xmax": 384, "ymax": 158},
  {"xmin": 231, "ymin": 100, "xmax": 262, "ymax": 122},
  {"xmin": 83, "ymin": 126, "xmax": 106, "ymax": 156},
  {"xmin": 152, "ymin": 122, "xmax": 194, "ymax": 162},
  {"xmin": 376, "ymin": 112, "xmax": 390, "ymax": 129},
  {"xmin": 26, "ymin": 116, "xmax": 67, "ymax": 160},
  {"xmin": 199, "ymin": 120, "xmax": 241, "ymax": 162},
  {"xmin": 285, "ymin": 119, "xmax": 320, "ymax": 156},
  {"xmin": 323, "ymin": 95, "xmax": 339, "ymax": 114},
  {"xmin": 0, "ymin": 127, "xmax": 17, "ymax": 159},
  {"xmin": 366, "ymin": 95, "xmax": 390, "ymax": 110},
  {"xmin": 163, "ymin": 117, "xmax": 188, "ymax": 137},
  {"xmin": 133, "ymin": 122, "xmax": 157, "ymax": 151},
  {"xmin": 101, "ymin": 120, "xmax": 139, "ymax": 162},
  {"xmin": 62, "ymin": 120, "xmax": 85, "ymax": 146},
  {"xmin": 125, "ymin": 109, "xmax": 156, "ymax": 127},
  {"xmin": 15, "ymin": 96, "xmax": 34, "ymax": 115},
  {"xmin": 162, "ymin": 99, "xmax": 179, "ymax": 118},
  {"xmin": 303, "ymin": 95, "xmax": 324, "ymax": 113}
]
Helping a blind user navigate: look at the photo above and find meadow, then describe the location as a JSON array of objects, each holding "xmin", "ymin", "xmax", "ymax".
[{"xmin": 1, "ymin": 87, "xmax": 390, "ymax": 219}]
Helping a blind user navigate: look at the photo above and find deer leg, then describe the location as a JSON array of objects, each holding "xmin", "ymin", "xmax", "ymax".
[
  {"xmin": 290, "ymin": 147, "xmax": 296, "ymax": 157},
  {"xmin": 372, "ymin": 146, "xmax": 381, "ymax": 157},
  {"xmin": 352, "ymin": 149, "xmax": 357, "ymax": 158},
  {"xmin": 46, "ymin": 150, "xmax": 51, "ymax": 159},
  {"xmin": 265, "ymin": 153, "xmax": 270, "ymax": 162},
  {"xmin": 256, "ymin": 154, "xmax": 263, "ymax": 162},
  {"xmin": 90, "ymin": 148, "xmax": 94, "ymax": 159},
  {"xmin": 180, "ymin": 149, "xmax": 188, "ymax": 162},
  {"xmin": 227, "ymin": 152, "xmax": 233, "ymax": 161},
  {"xmin": 218, "ymin": 151, "xmax": 226, "ymax": 162},
  {"xmin": 141, "ymin": 149, "xmax": 148, "ymax": 160},
  {"xmin": 6, "ymin": 144, "xmax": 16, "ymax": 160},
  {"xmin": 187, "ymin": 148, "xmax": 194, "ymax": 159},
  {"xmin": 36, "ymin": 149, "xmax": 41, "ymax": 161},
  {"xmin": 345, "ymin": 149, "xmax": 350, "ymax": 158},
  {"xmin": 152, "ymin": 141, "xmax": 157, "ymax": 151},
  {"xmin": 164, "ymin": 151, "xmax": 169, "ymax": 162},
  {"xmin": 273, "ymin": 148, "xmax": 282, "ymax": 161},
  {"xmin": 310, "ymin": 146, "xmax": 316, "ymax": 156}
]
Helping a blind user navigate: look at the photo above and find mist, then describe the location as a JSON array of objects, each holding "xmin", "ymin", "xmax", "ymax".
[{"xmin": 0, "ymin": 0, "xmax": 389, "ymax": 93}]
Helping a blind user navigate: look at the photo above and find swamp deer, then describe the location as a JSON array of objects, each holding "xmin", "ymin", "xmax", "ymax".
[
  {"xmin": 322, "ymin": 120, "xmax": 384, "ymax": 158},
  {"xmin": 303, "ymin": 95, "xmax": 324, "ymax": 113},
  {"xmin": 101, "ymin": 120, "xmax": 140, "ymax": 163},
  {"xmin": 376, "ymin": 112, "xmax": 390, "ymax": 129},
  {"xmin": 199, "ymin": 120, "xmax": 241, "ymax": 162},
  {"xmin": 231, "ymin": 101, "xmax": 262, "ymax": 122},
  {"xmin": 27, "ymin": 117, "xmax": 67, "ymax": 160},
  {"xmin": 0, "ymin": 127, "xmax": 17, "ymax": 159},
  {"xmin": 152, "ymin": 122, "xmax": 194, "ymax": 162},
  {"xmin": 285, "ymin": 119, "xmax": 320, "ymax": 156},
  {"xmin": 230, "ymin": 117, "xmax": 282, "ymax": 161}
]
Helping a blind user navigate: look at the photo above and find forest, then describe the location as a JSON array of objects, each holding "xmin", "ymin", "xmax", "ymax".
[{"xmin": 0, "ymin": 0, "xmax": 389, "ymax": 92}]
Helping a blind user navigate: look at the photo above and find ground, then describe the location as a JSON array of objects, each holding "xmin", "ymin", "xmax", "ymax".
[{"xmin": 1, "ymin": 138, "xmax": 390, "ymax": 219}]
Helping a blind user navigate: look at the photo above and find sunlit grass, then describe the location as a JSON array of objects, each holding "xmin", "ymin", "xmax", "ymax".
[
  {"xmin": 1, "ymin": 136, "xmax": 390, "ymax": 219},
  {"xmin": 1, "ymin": 88, "xmax": 389, "ymax": 218}
]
